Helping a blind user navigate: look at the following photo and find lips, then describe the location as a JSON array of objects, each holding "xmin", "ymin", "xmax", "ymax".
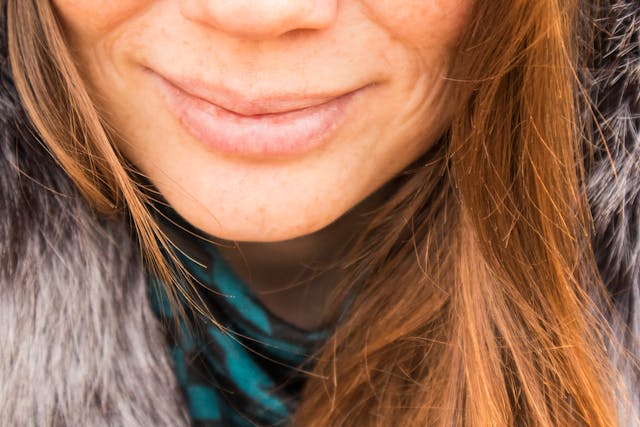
[{"xmin": 146, "ymin": 68, "xmax": 364, "ymax": 157}]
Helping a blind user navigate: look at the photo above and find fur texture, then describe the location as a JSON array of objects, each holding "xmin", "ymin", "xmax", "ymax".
[
  {"xmin": 0, "ymin": 7, "xmax": 189, "ymax": 426},
  {"xmin": 0, "ymin": 1, "xmax": 638, "ymax": 425},
  {"xmin": 585, "ymin": 1, "xmax": 640, "ymax": 422}
]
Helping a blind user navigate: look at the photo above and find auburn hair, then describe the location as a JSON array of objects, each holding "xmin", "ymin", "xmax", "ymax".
[{"xmin": 6, "ymin": 0, "xmax": 638, "ymax": 425}]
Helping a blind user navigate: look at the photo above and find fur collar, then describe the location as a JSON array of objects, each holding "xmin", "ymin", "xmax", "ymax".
[
  {"xmin": 0, "ymin": 6, "xmax": 189, "ymax": 425},
  {"xmin": 0, "ymin": 1, "xmax": 637, "ymax": 425},
  {"xmin": 585, "ymin": 0, "xmax": 640, "ymax": 421}
]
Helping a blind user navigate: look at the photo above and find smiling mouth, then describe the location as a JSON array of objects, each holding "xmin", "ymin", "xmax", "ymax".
[{"xmin": 146, "ymin": 68, "xmax": 368, "ymax": 157}]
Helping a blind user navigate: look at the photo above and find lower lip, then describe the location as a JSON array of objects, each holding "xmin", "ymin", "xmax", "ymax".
[{"xmin": 148, "ymin": 71, "xmax": 361, "ymax": 157}]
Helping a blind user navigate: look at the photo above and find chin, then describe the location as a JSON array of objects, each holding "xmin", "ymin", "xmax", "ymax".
[
  {"xmin": 170, "ymin": 201, "xmax": 340, "ymax": 243},
  {"xmin": 196, "ymin": 221, "xmax": 333, "ymax": 243}
]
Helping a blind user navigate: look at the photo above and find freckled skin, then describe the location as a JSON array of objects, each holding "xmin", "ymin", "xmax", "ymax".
[{"xmin": 52, "ymin": 0, "xmax": 472, "ymax": 242}]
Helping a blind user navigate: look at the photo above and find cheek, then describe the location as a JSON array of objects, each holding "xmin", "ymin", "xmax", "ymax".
[
  {"xmin": 51, "ymin": 0, "xmax": 151, "ymax": 41},
  {"xmin": 362, "ymin": 0, "xmax": 473, "ymax": 50}
]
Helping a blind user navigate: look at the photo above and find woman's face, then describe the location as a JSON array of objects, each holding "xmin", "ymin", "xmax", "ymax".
[{"xmin": 52, "ymin": 0, "xmax": 472, "ymax": 242}]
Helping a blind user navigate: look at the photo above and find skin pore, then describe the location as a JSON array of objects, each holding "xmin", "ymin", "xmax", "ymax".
[{"xmin": 51, "ymin": 0, "xmax": 472, "ymax": 330}]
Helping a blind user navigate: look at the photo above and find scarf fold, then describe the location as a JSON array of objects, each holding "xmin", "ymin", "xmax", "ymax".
[{"xmin": 146, "ymin": 208, "xmax": 332, "ymax": 427}]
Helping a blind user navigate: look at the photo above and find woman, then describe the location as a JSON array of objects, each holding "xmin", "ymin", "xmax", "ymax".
[{"xmin": 1, "ymin": 0, "xmax": 638, "ymax": 425}]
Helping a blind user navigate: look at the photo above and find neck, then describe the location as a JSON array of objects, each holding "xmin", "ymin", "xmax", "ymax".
[{"xmin": 209, "ymin": 179, "xmax": 398, "ymax": 331}]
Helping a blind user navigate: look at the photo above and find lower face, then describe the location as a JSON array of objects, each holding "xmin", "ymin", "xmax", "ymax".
[{"xmin": 52, "ymin": 0, "xmax": 472, "ymax": 242}]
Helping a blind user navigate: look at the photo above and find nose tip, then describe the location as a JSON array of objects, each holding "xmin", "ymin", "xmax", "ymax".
[{"xmin": 180, "ymin": 0, "xmax": 338, "ymax": 39}]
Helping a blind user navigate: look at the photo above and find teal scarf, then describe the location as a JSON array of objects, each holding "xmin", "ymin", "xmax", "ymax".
[{"xmin": 146, "ymin": 210, "xmax": 333, "ymax": 426}]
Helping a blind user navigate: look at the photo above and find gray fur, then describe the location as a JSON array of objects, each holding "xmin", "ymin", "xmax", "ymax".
[
  {"xmin": 0, "ymin": 5, "xmax": 188, "ymax": 426},
  {"xmin": 584, "ymin": 0, "xmax": 640, "ymax": 423},
  {"xmin": 0, "ymin": 0, "xmax": 638, "ymax": 425}
]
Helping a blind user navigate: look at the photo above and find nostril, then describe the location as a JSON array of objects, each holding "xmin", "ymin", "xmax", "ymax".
[{"xmin": 281, "ymin": 28, "xmax": 315, "ymax": 40}]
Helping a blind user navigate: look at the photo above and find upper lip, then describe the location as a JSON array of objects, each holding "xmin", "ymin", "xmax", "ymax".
[{"xmin": 148, "ymin": 67, "xmax": 358, "ymax": 117}]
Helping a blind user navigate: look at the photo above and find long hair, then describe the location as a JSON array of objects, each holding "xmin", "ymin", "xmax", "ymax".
[{"xmin": 6, "ymin": 0, "xmax": 638, "ymax": 425}]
